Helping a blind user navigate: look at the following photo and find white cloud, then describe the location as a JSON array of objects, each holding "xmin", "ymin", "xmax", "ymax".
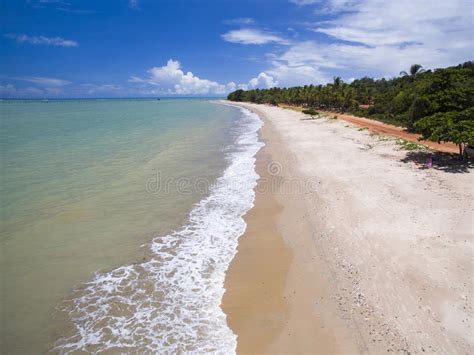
[
  {"xmin": 223, "ymin": 17, "xmax": 255, "ymax": 25},
  {"xmin": 278, "ymin": 42, "xmax": 339, "ymax": 68},
  {"xmin": 0, "ymin": 80, "xmax": 126, "ymax": 98},
  {"xmin": 226, "ymin": 82, "xmax": 237, "ymax": 92},
  {"xmin": 130, "ymin": 59, "xmax": 278, "ymax": 95},
  {"xmin": 44, "ymin": 87, "xmax": 63, "ymax": 95},
  {"xmin": 248, "ymin": 72, "xmax": 278, "ymax": 88},
  {"xmin": 249, "ymin": 0, "xmax": 474, "ymax": 87},
  {"xmin": 290, "ymin": 0, "xmax": 321, "ymax": 4},
  {"xmin": 314, "ymin": 0, "xmax": 473, "ymax": 48},
  {"xmin": 221, "ymin": 29, "xmax": 289, "ymax": 45},
  {"xmin": 130, "ymin": 59, "xmax": 233, "ymax": 95},
  {"xmin": 5, "ymin": 33, "xmax": 78, "ymax": 47},
  {"xmin": 80, "ymin": 84, "xmax": 123, "ymax": 95},
  {"xmin": 37, "ymin": 0, "xmax": 69, "ymax": 4},
  {"xmin": 309, "ymin": 0, "xmax": 472, "ymax": 76},
  {"xmin": 267, "ymin": 61, "xmax": 331, "ymax": 87},
  {"xmin": 276, "ymin": 40, "xmax": 424, "ymax": 74},
  {"xmin": 290, "ymin": 0, "xmax": 358, "ymax": 11},
  {"xmin": 13, "ymin": 76, "xmax": 71, "ymax": 87},
  {"xmin": 56, "ymin": 7, "xmax": 94, "ymax": 14},
  {"xmin": 0, "ymin": 84, "xmax": 45, "ymax": 97},
  {"xmin": 272, "ymin": 39, "xmax": 467, "ymax": 84}
]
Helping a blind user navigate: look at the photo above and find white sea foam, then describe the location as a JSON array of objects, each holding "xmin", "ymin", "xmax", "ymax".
[{"xmin": 52, "ymin": 107, "xmax": 263, "ymax": 354}]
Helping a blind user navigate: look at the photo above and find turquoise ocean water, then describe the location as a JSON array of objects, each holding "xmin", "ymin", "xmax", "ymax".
[{"xmin": 0, "ymin": 99, "xmax": 262, "ymax": 353}]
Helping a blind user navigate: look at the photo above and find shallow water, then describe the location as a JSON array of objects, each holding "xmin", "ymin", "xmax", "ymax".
[{"xmin": 0, "ymin": 99, "xmax": 261, "ymax": 353}]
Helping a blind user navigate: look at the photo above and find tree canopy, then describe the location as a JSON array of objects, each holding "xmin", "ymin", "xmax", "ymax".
[{"xmin": 228, "ymin": 62, "xmax": 474, "ymax": 154}]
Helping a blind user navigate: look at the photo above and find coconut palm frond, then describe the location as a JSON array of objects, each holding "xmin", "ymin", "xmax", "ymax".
[{"xmin": 410, "ymin": 64, "xmax": 424, "ymax": 76}]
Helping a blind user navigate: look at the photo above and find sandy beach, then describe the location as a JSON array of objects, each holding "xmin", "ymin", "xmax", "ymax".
[{"xmin": 222, "ymin": 102, "xmax": 473, "ymax": 354}]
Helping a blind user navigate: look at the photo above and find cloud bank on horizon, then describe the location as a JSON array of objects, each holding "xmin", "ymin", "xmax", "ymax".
[{"xmin": 1, "ymin": 0, "xmax": 473, "ymax": 97}]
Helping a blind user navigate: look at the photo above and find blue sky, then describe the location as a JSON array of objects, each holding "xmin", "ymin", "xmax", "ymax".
[{"xmin": 1, "ymin": 0, "xmax": 473, "ymax": 97}]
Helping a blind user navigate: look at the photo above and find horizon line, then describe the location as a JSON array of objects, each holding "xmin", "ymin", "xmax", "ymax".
[{"xmin": 0, "ymin": 96, "xmax": 227, "ymax": 100}]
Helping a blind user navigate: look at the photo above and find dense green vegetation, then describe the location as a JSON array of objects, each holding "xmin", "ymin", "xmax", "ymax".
[{"xmin": 228, "ymin": 62, "xmax": 474, "ymax": 155}]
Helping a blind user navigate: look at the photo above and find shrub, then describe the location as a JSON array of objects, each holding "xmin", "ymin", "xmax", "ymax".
[
  {"xmin": 302, "ymin": 108, "xmax": 319, "ymax": 116},
  {"xmin": 302, "ymin": 108, "xmax": 320, "ymax": 119}
]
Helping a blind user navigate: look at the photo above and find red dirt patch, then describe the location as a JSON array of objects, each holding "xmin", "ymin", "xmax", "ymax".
[{"xmin": 321, "ymin": 111, "xmax": 458, "ymax": 154}]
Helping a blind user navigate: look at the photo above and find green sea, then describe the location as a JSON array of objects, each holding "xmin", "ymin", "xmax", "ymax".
[{"xmin": 0, "ymin": 98, "xmax": 263, "ymax": 353}]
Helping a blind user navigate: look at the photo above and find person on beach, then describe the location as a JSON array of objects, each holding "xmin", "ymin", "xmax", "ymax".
[{"xmin": 425, "ymin": 155, "xmax": 433, "ymax": 169}]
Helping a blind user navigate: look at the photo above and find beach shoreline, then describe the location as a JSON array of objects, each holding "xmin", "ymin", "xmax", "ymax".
[
  {"xmin": 222, "ymin": 102, "xmax": 360, "ymax": 353},
  {"xmin": 221, "ymin": 101, "xmax": 473, "ymax": 354}
]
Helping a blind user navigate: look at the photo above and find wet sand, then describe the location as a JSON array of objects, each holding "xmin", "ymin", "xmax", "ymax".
[
  {"xmin": 222, "ymin": 101, "xmax": 473, "ymax": 354},
  {"xmin": 222, "ymin": 103, "xmax": 360, "ymax": 354}
]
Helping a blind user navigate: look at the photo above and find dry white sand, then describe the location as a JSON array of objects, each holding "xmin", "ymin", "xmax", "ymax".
[{"xmin": 224, "ymin": 102, "xmax": 473, "ymax": 354}]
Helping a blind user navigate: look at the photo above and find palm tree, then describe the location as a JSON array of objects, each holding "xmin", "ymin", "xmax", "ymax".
[{"xmin": 400, "ymin": 64, "xmax": 425, "ymax": 77}]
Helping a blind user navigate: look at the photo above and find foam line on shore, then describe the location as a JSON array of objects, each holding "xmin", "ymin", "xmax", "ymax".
[{"xmin": 52, "ymin": 107, "xmax": 264, "ymax": 353}]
